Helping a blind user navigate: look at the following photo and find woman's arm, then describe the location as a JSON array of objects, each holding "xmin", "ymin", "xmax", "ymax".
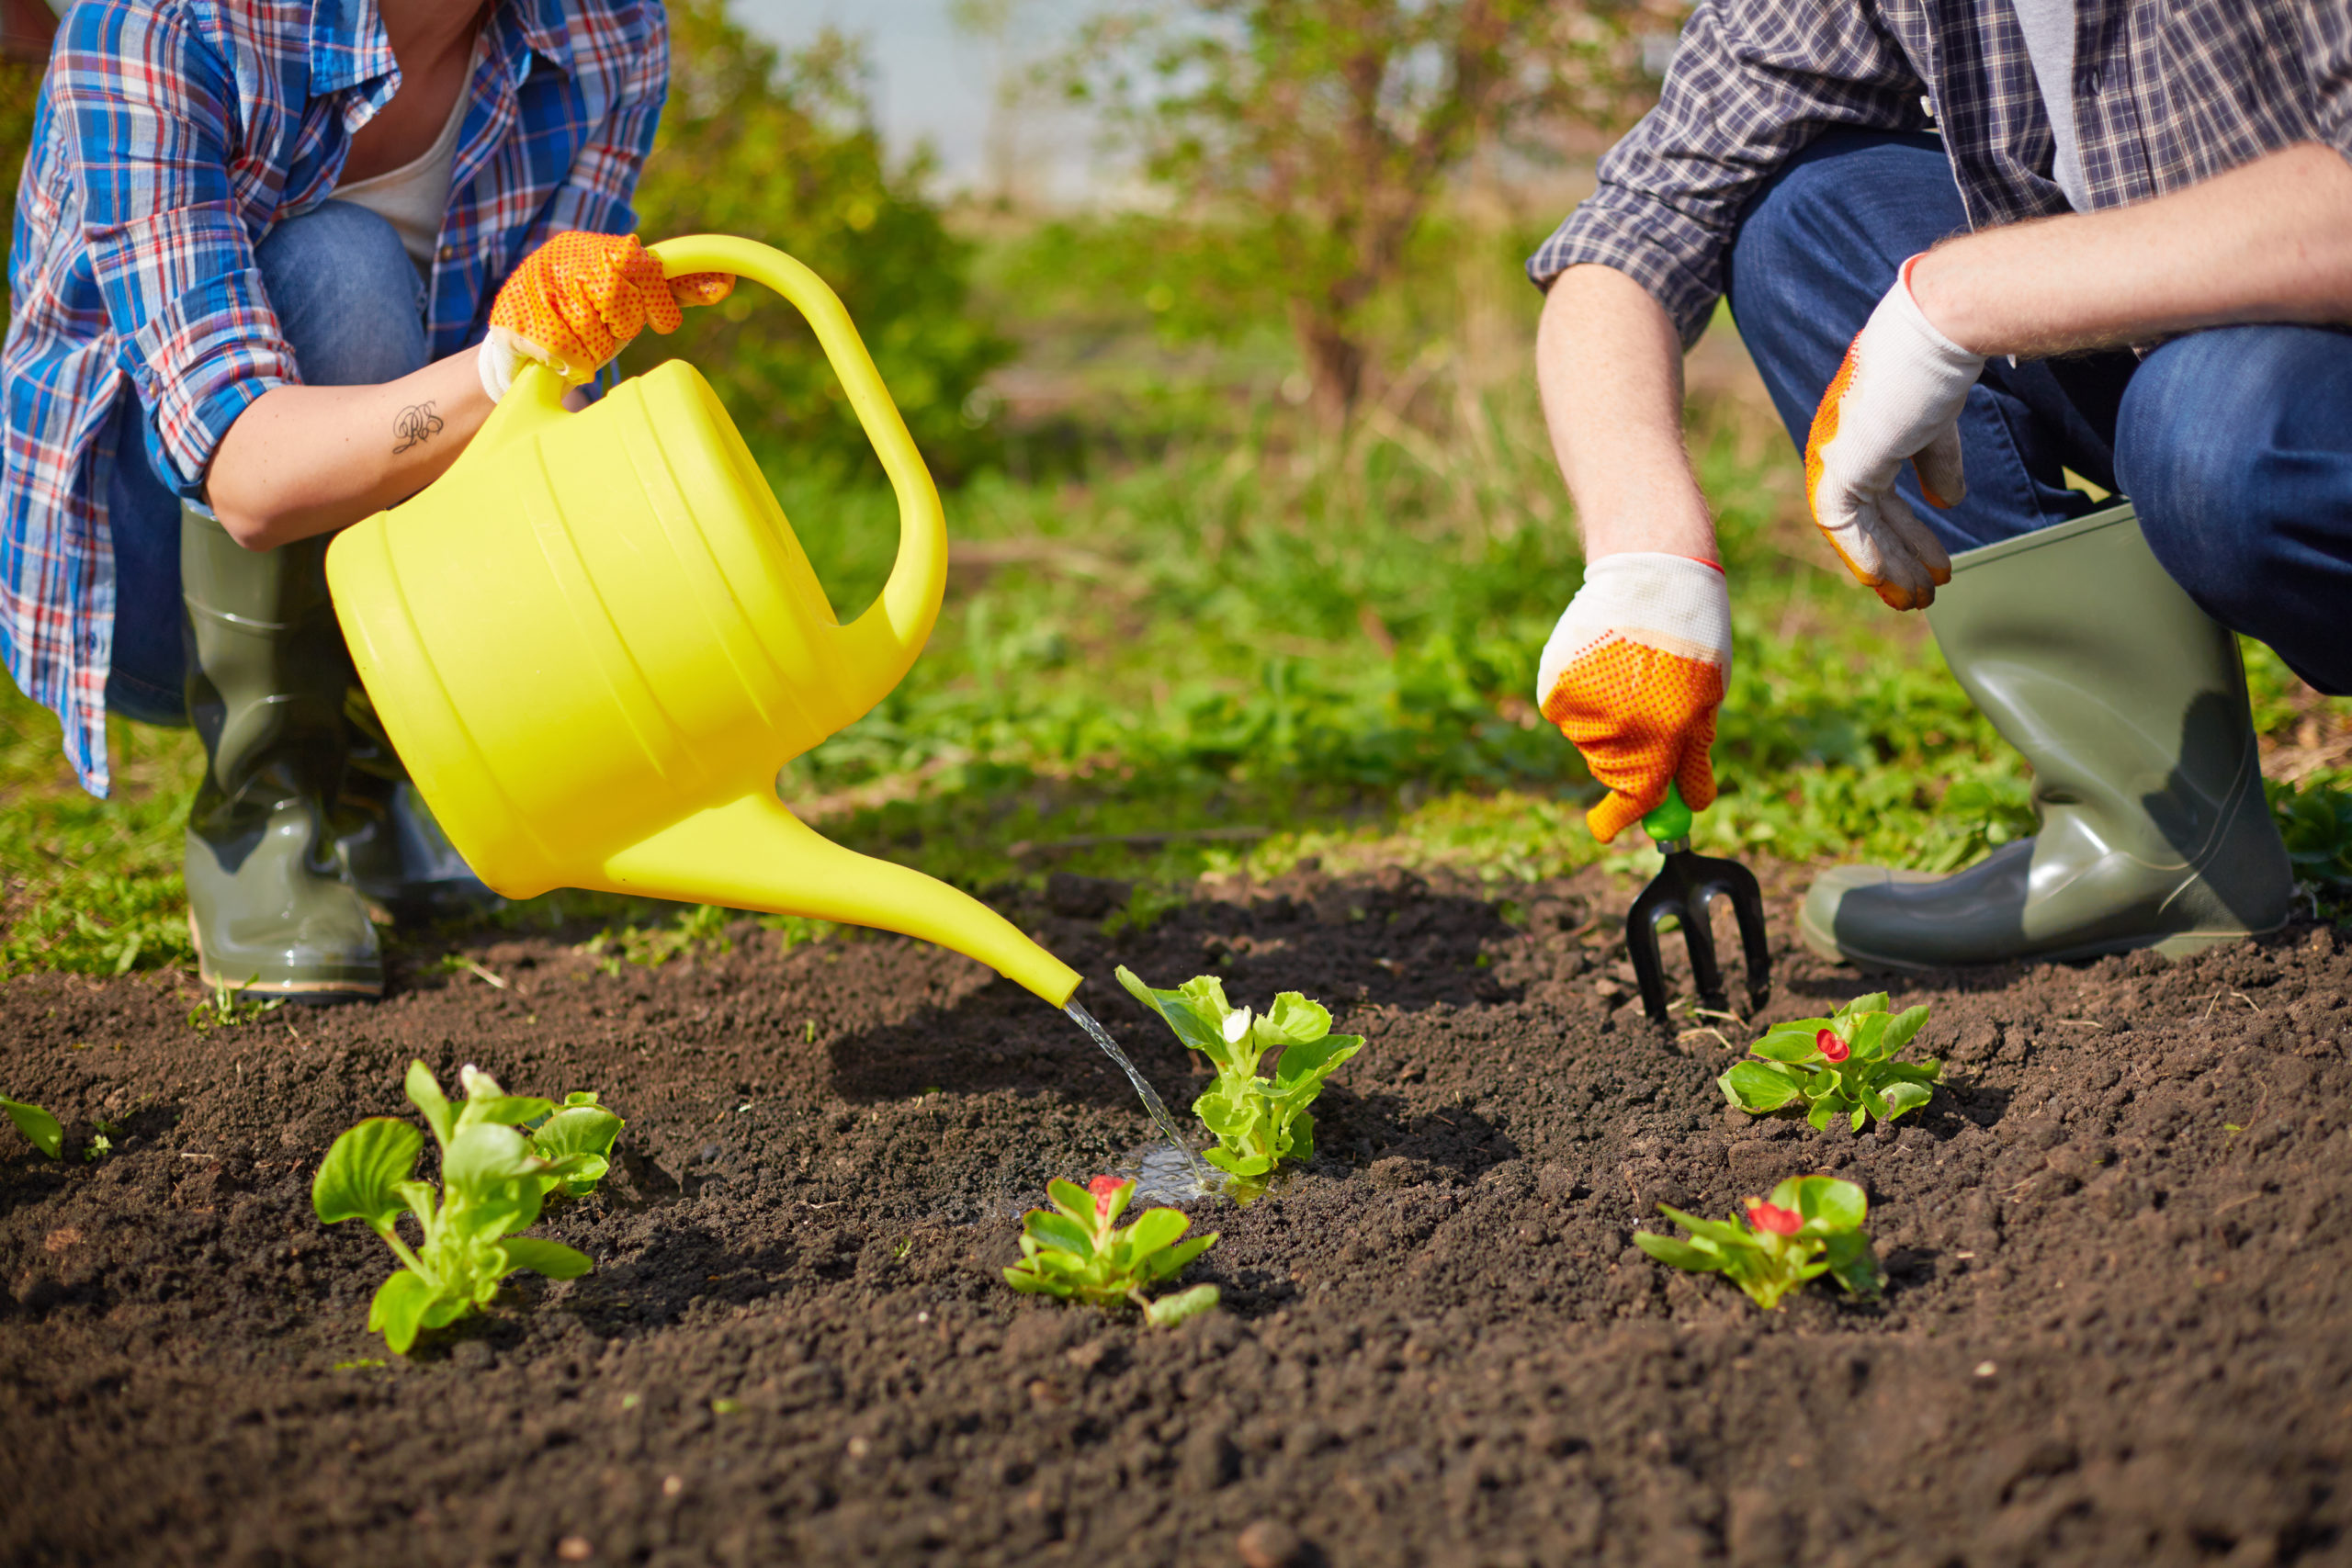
[
  {"xmin": 204, "ymin": 351, "xmax": 492, "ymax": 549},
  {"xmin": 1910, "ymin": 141, "xmax": 2352, "ymax": 356}
]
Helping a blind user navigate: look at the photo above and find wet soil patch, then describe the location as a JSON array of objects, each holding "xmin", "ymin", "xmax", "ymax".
[{"xmin": 4, "ymin": 864, "xmax": 2350, "ymax": 1567}]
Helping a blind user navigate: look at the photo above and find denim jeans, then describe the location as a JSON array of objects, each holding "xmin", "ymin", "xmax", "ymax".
[
  {"xmin": 1724, "ymin": 130, "xmax": 2352, "ymax": 695},
  {"xmin": 105, "ymin": 200, "xmax": 430, "ymax": 724}
]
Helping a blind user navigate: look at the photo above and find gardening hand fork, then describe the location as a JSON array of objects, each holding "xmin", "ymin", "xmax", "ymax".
[{"xmin": 1625, "ymin": 784, "xmax": 1770, "ymax": 1025}]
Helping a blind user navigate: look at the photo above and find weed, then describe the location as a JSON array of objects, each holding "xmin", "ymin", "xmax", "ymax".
[
  {"xmin": 187, "ymin": 976, "xmax": 285, "ymax": 1034},
  {"xmin": 1, "ymin": 1093, "xmax": 62, "ymax": 1157}
]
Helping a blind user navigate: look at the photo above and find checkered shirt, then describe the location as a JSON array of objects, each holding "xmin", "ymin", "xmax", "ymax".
[
  {"xmin": 1529, "ymin": 0, "xmax": 2352, "ymax": 347},
  {"xmin": 4, "ymin": 0, "xmax": 666, "ymax": 793}
]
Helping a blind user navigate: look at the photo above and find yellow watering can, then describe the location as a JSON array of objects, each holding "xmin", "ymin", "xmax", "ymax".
[{"xmin": 323, "ymin": 234, "xmax": 1081, "ymax": 1008}]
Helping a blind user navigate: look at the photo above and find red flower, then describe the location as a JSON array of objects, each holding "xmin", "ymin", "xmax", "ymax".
[
  {"xmin": 1815, "ymin": 1028, "xmax": 1849, "ymax": 1063},
  {"xmin": 1087, "ymin": 1175, "xmax": 1126, "ymax": 1221},
  {"xmin": 1746, "ymin": 1199, "xmax": 1803, "ymax": 1236}
]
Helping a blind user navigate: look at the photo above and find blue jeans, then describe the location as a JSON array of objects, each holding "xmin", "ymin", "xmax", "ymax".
[
  {"xmin": 105, "ymin": 200, "xmax": 430, "ymax": 724},
  {"xmin": 1724, "ymin": 130, "xmax": 2352, "ymax": 695}
]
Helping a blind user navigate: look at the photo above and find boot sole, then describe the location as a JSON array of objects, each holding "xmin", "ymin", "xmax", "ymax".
[
  {"xmin": 1796, "ymin": 905, "xmax": 2288, "ymax": 972},
  {"xmin": 189, "ymin": 912, "xmax": 384, "ymax": 1002}
]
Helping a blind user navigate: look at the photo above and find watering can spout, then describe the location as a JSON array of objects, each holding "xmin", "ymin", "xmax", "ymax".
[{"xmin": 594, "ymin": 794, "xmax": 1081, "ymax": 1007}]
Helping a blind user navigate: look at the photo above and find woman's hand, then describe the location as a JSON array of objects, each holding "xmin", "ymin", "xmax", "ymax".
[{"xmin": 478, "ymin": 231, "xmax": 733, "ymax": 400}]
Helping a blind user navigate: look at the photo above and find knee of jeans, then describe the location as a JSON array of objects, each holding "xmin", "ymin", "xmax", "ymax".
[
  {"xmin": 255, "ymin": 202, "xmax": 427, "ymax": 384},
  {"xmin": 2119, "ymin": 338, "xmax": 2285, "ymax": 587}
]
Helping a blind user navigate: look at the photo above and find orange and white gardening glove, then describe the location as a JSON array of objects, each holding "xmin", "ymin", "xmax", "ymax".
[
  {"xmin": 477, "ymin": 231, "xmax": 734, "ymax": 401},
  {"xmin": 1804, "ymin": 254, "xmax": 1984, "ymax": 610},
  {"xmin": 1537, "ymin": 553, "xmax": 1731, "ymax": 843}
]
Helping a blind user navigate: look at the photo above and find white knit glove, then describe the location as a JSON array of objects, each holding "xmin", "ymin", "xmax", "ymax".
[
  {"xmin": 1536, "ymin": 553, "xmax": 1732, "ymax": 843},
  {"xmin": 1804, "ymin": 255, "xmax": 1984, "ymax": 610}
]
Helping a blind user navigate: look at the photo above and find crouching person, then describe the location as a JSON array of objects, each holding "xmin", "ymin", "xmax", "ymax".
[{"xmin": 3, "ymin": 0, "xmax": 730, "ymax": 998}]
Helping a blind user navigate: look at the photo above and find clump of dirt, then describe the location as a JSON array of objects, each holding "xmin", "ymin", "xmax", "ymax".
[{"xmin": 3, "ymin": 863, "xmax": 2348, "ymax": 1566}]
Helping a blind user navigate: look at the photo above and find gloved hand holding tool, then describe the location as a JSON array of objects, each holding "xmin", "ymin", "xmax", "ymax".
[
  {"xmin": 1537, "ymin": 554, "xmax": 1770, "ymax": 1024},
  {"xmin": 479, "ymin": 231, "xmax": 736, "ymax": 401},
  {"xmin": 1804, "ymin": 255, "xmax": 1984, "ymax": 610}
]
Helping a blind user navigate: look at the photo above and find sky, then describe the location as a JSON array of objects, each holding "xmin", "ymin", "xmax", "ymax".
[{"xmin": 733, "ymin": 0, "xmax": 1095, "ymax": 202}]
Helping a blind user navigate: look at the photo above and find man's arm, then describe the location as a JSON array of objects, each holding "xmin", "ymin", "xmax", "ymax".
[
  {"xmin": 1910, "ymin": 142, "xmax": 2352, "ymax": 357},
  {"xmin": 1533, "ymin": 265, "xmax": 1718, "ymax": 562}
]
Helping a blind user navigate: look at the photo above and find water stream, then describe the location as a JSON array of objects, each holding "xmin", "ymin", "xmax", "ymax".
[{"xmin": 1065, "ymin": 999, "xmax": 1213, "ymax": 1195}]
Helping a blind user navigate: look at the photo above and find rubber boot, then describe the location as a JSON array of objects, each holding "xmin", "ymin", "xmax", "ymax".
[
  {"xmin": 336, "ymin": 688, "xmax": 501, "ymax": 919},
  {"xmin": 182, "ymin": 507, "xmax": 383, "ymax": 998},
  {"xmin": 1799, "ymin": 503, "xmax": 2293, "ymax": 969}
]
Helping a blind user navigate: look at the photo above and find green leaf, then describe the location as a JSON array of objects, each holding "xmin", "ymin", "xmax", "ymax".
[
  {"xmin": 1849, "ymin": 1106, "xmax": 1868, "ymax": 1133},
  {"xmin": 0, "ymin": 1094, "xmax": 63, "ymax": 1159},
  {"xmin": 1115, "ymin": 966, "xmax": 1240, "ymax": 1064},
  {"xmin": 1806, "ymin": 1100, "xmax": 1837, "ymax": 1132},
  {"xmin": 1144, "ymin": 1232, "xmax": 1217, "ymax": 1279},
  {"xmin": 1634, "ymin": 1233, "xmax": 1724, "ymax": 1273},
  {"xmin": 499, "ymin": 1237, "xmax": 593, "ymax": 1280},
  {"xmin": 441, "ymin": 1121, "xmax": 540, "ymax": 1191},
  {"xmin": 1749, "ymin": 1032, "xmax": 1820, "ymax": 1064},
  {"xmin": 1881, "ymin": 1004, "xmax": 1931, "ymax": 1053},
  {"xmin": 1025, "ymin": 1210, "xmax": 1094, "ymax": 1258},
  {"xmin": 393, "ymin": 1179, "xmax": 439, "ymax": 1231},
  {"xmin": 459, "ymin": 1096, "xmax": 558, "ymax": 1130},
  {"xmin": 368, "ymin": 1269, "xmax": 442, "ymax": 1355},
  {"xmin": 1202, "ymin": 1145, "xmax": 1271, "ymax": 1177},
  {"xmin": 1119, "ymin": 1207, "xmax": 1192, "ymax": 1258},
  {"xmin": 313, "ymin": 1119, "xmax": 425, "ymax": 1235},
  {"xmin": 1656, "ymin": 1204, "xmax": 1753, "ymax": 1248},
  {"xmin": 1822, "ymin": 1230, "xmax": 1883, "ymax": 1297},
  {"xmin": 1271, "ymin": 1032, "xmax": 1362, "ymax": 1094},
  {"xmin": 1783, "ymin": 1176, "xmax": 1867, "ymax": 1233},
  {"xmin": 1142, "ymin": 1283, "xmax": 1220, "ymax": 1326},
  {"xmin": 1284, "ymin": 1111, "xmax": 1316, "ymax": 1165},
  {"xmin": 529, "ymin": 1104, "xmax": 625, "ymax": 1195},
  {"xmin": 1838, "ymin": 992, "xmax": 1890, "ymax": 1021},
  {"xmin": 404, "ymin": 1062, "xmax": 455, "ymax": 1150},
  {"xmin": 1879, "ymin": 1079, "xmax": 1935, "ymax": 1120},
  {"xmin": 1254, "ymin": 991, "xmax": 1330, "ymax": 1046},
  {"xmin": 1721, "ymin": 1061, "xmax": 1803, "ymax": 1112},
  {"xmin": 1046, "ymin": 1179, "xmax": 1096, "ymax": 1227}
]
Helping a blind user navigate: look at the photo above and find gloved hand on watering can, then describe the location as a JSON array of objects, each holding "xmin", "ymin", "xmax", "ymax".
[
  {"xmin": 478, "ymin": 232, "xmax": 737, "ymax": 401},
  {"xmin": 1536, "ymin": 553, "xmax": 1731, "ymax": 842},
  {"xmin": 1804, "ymin": 254, "xmax": 1984, "ymax": 610}
]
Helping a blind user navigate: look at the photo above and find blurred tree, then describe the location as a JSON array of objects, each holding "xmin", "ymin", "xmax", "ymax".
[
  {"xmin": 621, "ymin": 0, "xmax": 1012, "ymax": 479},
  {"xmin": 1059, "ymin": 0, "xmax": 1675, "ymax": 426}
]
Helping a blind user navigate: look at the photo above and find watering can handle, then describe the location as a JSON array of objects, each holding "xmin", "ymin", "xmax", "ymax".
[{"xmin": 639, "ymin": 234, "xmax": 947, "ymax": 690}]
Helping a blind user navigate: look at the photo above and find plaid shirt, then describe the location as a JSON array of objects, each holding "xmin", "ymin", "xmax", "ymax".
[
  {"xmin": 5, "ymin": 0, "xmax": 666, "ymax": 794},
  {"xmin": 1530, "ymin": 0, "xmax": 2352, "ymax": 347}
]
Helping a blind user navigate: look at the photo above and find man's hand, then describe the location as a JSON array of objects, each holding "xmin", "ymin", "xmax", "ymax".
[
  {"xmin": 1538, "ymin": 554, "xmax": 1731, "ymax": 842},
  {"xmin": 480, "ymin": 231, "xmax": 734, "ymax": 400},
  {"xmin": 1804, "ymin": 256, "xmax": 1982, "ymax": 610}
]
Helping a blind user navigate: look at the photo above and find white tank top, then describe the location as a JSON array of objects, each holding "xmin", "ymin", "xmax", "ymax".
[{"xmin": 334, "ymin": 51, "xmax": 476, "ymax": 270}]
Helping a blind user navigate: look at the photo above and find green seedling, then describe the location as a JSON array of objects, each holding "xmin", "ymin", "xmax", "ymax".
[
  {"xmin": 1004, "ymin": 1175, "xmax": 1221, "ymax": 1326},
  {"xmin": 1635, "ymin": 1175, "xmax": 1883, "ymax": 1311},
  {"xmin": 187, "ymin": 975, "xmax": 284, "ymax": 1033},
  {"xmin": 1, "ymin": 1093, "xmax": 62, "ymax": 1158},
  {"xmin": 1720, "ymin": 992, "xmax": 1940, "ymax": 1132},
  {"xmin": 1115, "ymin": 966, "xmax": 1362, "ymax": 1179},
  {"xmin": 312, "ymin": 1061, "xmax": 626, "ymax": 1354}
]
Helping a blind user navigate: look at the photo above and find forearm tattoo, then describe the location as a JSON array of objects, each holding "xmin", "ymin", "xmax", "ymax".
[{"xmin": 393, "ymin": 401, "xmax": 446, "ymax": 455}]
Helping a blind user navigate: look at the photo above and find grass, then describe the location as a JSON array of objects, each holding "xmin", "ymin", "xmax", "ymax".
[{"xmin": 7, "ymin": 347, "xmax": 2352, "ymax": 978}]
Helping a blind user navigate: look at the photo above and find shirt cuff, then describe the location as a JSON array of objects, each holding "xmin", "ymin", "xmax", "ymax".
[
  {"xmin": 125, "ymin": 266, "xmax": 300, "ymax": 498},
  {"xmin": 1526, "ymin": 209, "xmax": 1724, "ymax": 353}
]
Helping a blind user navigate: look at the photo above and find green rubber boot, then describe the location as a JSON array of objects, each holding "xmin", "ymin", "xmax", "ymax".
[
  {"xmin": 182, "ymin": 507, "xmax": 383, "ymax": 999},
  {"xmin": 336, "ymin": 688, "xmax": 499, "ymax": 919},
  {"xmin": 1799, "ymin": 503, "xmax": 2292, "ymax": 970}
]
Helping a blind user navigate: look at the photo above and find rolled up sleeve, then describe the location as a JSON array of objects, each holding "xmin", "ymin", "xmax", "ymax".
[
  {"xmin": 1527, "ymin": 0, "xmax": 1929, "ymax": 349},
  {"xmin": 58, "ymin": 0, "xmax": 300, "ymax": 497},
  {"xmin": 2300, "ymin": 0, "xmax": 2352, "ymax": 168},
  {"xmin": 537, "ymin": 0, "xmax": 667, "ymax": 240}
]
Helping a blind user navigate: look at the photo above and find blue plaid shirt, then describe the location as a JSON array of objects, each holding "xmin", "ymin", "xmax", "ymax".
[
  {"xmin": 4, "ymin": 0, "xmax": 666, "ymax": 793},
  {"xmin": 1531, "ymin": 0, "xmax": 2352, "ymax": 346}
]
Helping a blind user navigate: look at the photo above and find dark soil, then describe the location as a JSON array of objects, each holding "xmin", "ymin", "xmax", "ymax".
[{"xmin": 5, "ymin": 863, "xmax": 2351, "ymax": 1568}]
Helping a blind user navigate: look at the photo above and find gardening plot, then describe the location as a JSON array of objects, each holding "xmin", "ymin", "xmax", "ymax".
[{"xmin": 2, "ymin": 866, "xmax": 2348, "ymax": 1566}]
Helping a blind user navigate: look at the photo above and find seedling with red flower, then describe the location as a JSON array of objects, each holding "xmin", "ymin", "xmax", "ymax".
[
  {"xmin": 1634, "ymin": 1175, "xmax": 1883, "ymax": 1310},
  {"xmin": 1004, "ymin": 1175, "xmax": 1221, "ymax": 1325},
  {"xmin": 1719, "ymin": 992, "xmax": 1940, "ymax": 1132}
]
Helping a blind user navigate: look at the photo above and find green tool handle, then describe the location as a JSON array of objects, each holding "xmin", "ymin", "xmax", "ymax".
[{"xmin": 1643, "ymin": 781, "xmax": 1694, "ymax": 844}]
